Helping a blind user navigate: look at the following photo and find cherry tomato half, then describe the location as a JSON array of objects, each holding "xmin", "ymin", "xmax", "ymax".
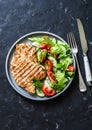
[
  {"xmin": 39, "ymin": 44, "xmax": 47, "ymax": 49},
  {"xmin": 42, "ymin": 85, "xmax": 56, "ymax": 97},
  {"xmin": 47, "ymin": 71, "xmax": 57, "ymax": 83},
  {"xmin": 39, "ymin": 44, "xmax": 52, "ymax": 52},
  {"xmin": 45, "ymin": 60, "xmax": 53, "ymax": 71},
  {"xmin": 67, "ymin": 65, "xmax": 74, "ymax": 72},
  {"xmin": 47, "ymin": 45, "xmax": 51, "ymax": 51}
]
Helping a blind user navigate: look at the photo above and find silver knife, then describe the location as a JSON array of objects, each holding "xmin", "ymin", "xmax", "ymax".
[{"xmin": 77, "ymin": 19, "xmax": 92, "ymax": 86}]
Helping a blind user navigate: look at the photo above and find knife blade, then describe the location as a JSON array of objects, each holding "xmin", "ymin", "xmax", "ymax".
[{"xmin": 77, "ymin": 18, "xmax": 92, "ymax": 86}]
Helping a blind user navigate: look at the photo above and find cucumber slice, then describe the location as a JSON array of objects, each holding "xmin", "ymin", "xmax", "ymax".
[
  {"xmin": 44, "ymin": 77, "xmax": 53, "ymax": 88},
  {"xmin": 31, "ymin": 42, "xmax": 40, "ymax": 47},
  {"xmin": 36, "ymin": 89, "xmax": 45, "ymax": 97},
  {"xmin": 48, "ymin": 56, "xmax": 57, "ymax": 66}
]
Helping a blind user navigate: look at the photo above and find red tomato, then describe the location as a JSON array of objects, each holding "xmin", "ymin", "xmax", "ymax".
[
  {"xmin": 67, "ymin": 65, "xmax": 74, "ymax": 72},
  {"xmin": 39, "ymin": 44, "xmax": 52, "ymax": 52},
  {"xmin": 47, "ymin": 45, "xmax": 51, "ymax": 51},
  {"xmin": 47, "ymin": 71, "xmax": 57, "ymax": 83},
  {"xmin": 42, "ymin": 85, "xmax": 56, "ymax": 97},
  {"xmin": 39, "ymin": 44, "xmax": 47, "ymax": 49},
  {"xmin": 45, "ymin": 60, "xmax": 53, "ymax": 71}
]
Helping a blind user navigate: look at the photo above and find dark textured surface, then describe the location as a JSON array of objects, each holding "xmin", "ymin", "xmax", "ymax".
[{"xmin": 0, "ymin": 0, "xmax": 92, "ymax": 130}]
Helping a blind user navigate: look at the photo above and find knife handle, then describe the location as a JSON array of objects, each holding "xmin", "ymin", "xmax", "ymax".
[{"xmin": 83, "ymin": 54, "xmax": 92, "ymax": 86}]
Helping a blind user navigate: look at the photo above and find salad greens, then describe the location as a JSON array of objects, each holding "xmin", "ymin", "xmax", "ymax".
[
  {"xmin": 32, "ymin": 78, "xmax": 44, "ymax": 97},
  {"xmin": 37, "ymin": 49, "xmax": 47, "ymax": 63},
  {"xmin": 50, "ymin": 44, "xmax": 61, "ymax": 54},
  {"xmin": 29, "ymin": 35, "xmax": 75, "ymax": 97},
  {"xmin": 32, "ymin": 78, "xmax": 42, "ymax": 89},
  {"xmin": 28, "ymin": 37, "xmax": 44, "ymax": 43}
]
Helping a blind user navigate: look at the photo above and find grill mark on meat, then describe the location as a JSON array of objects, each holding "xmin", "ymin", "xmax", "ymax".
[
  {"xmin": 29, "ymin": 47, "xmax": 36, "ymax": 56},
  {"xmin": 33, "ymin": 67, "xmax": 43, "ymax": 79},
  {"xmin": 16, "ymin": 63, "xmax": 46, "ymax": 89},
  {"xmin": 16, "ymin": 62, "xmax": 37, "ymax": 83},
  {"xmin": 34, "ymin": 68, "xmax": 46, "ymax": 80},
  {"xmin": 19, "ymin": 80, "xmax": 33, "ymax": 89},
  {"xmin": 19, "ymin": 65, "xmax": 42, "ymax": 87},
  {"xmin": 11, "ymin": 62, "xmax": 28, "ymax": 76},
  {"xmin": 25, "ymin": 84, "xmax": 35, "ymax": 94},
  {"xmin": 30, "ymin": 55, "xmax": 37, "ymax": 62},
  {"xmin": 17, "ymin": 63, "xmax": 40, "ymax": 85},
  {"xmin": 38, "ymin": 71, "xmax": 46, "ymax": 80},
  {"xmin": 28, "ymin": 65, "xmax": 41, "ymax": 80},
  {"xmin": 20, "ymin": 79, "xmax": 32, "ymax": 87},
  {"xmin": 18, "ymin": 63, "xmax": 40, "ymax": 85},
  {"xmin": 14, "ymin": 62, "xmax": 34, "ymax": 79}
]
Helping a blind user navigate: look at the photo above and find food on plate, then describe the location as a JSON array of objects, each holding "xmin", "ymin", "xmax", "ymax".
[
  {"xmin": 10, "ymin": 35, "xmax": 75, "ymax": 97},
  {"xmin": 11, "ymin": 43, "xmax": 37, "ymax": 63},
  {"xmin": 10, "ymin": 43, "xmax": 46, "ymax": 94}
]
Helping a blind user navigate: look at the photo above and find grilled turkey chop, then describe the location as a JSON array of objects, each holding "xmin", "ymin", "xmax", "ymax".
[{"xmin": 10, "ymin": 43, "xmax": 46, "ymax": 94}]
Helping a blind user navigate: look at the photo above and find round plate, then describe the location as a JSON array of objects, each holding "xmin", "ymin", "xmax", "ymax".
[{"xmin": 5, "ymin": 31, "xmax": 76, "ymax": 101}]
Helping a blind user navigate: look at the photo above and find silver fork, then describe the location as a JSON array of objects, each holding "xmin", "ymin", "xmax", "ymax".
[{"xmin": 67, "ymin": 32, "xmax": 87, "ymax": 92}]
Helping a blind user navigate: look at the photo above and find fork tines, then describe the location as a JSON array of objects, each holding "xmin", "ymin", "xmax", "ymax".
[{"xmin": 67, "ymin": 32, "xmax": 78, "ymax": 49}]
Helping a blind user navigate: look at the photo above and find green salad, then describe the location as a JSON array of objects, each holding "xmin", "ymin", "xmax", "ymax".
[{"xmin": 28, "ymin": 35, "xmax": 75, "ymax": 97}]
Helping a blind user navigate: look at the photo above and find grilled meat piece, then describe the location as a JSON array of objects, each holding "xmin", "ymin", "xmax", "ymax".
[
  {"xmin": 11, "ymin": 43, "xmax": 37, "ymax": 66},
  {"xmin": 10, "ymin": 43, "xmax": 46, "ymax": 94}
]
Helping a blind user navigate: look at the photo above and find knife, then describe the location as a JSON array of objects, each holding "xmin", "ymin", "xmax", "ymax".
[{"xmin": 77, "ymin": 18, "xmax": 92, "ymax": 86}]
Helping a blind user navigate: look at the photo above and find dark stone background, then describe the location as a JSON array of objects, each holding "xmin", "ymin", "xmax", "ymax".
[{"xmin": 0, "ymin": 0, "xmax": 92, "ymax": 130}]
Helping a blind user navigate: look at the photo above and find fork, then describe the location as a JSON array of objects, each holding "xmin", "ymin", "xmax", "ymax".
[{"xmin": 67, "ymin": 32, "xmax": 87, "ymax": 92}]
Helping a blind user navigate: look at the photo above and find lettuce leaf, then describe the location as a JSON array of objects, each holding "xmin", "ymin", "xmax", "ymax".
[
  {"xmin": 60, "ymin": 57, "xmax": 73, "ymax": 65},
  {"xmin": 50, "ymin": 44, "xmax": 61, "ymax": 54},
  {"xmin": 37, "ymin": 49, "xmax": 47, "ymax": 63},
  {"xmin": 33, "ymin": 78, "xmax": 42, "ymax": 89},
  {"xmin": 57, "ymin": 40, "xmax": 70, "ymax": 53},
  {"xmin": 28, "ymin": 37, "xmax": 44, "ymax": 43},
  {"xmin": 55, "ymin": 71, "xmax": 65, "ymax": 81},
  {"xmin": 52, "ymin": 73, "xmax": 68, "ymax": 92}
]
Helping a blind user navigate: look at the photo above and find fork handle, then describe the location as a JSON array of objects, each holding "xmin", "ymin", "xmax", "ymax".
[{"xmin": 75, "ymin": 55, "xmax": 87, "ymax": 92}]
